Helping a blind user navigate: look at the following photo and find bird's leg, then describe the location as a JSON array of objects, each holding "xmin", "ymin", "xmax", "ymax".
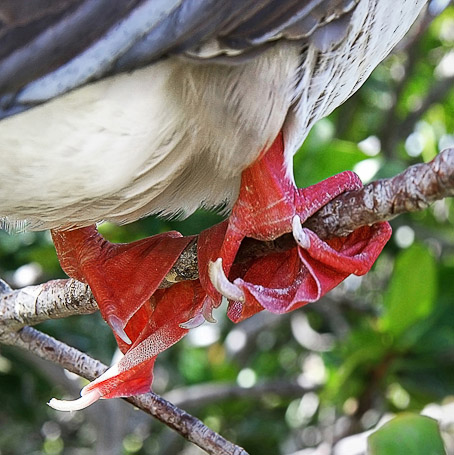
[
  {"xmin": 199, "ymin": 131, "xmax": 391, "ymax": 321},
  {"xmin": 49, "ymin": 225, "xmax": 205, "ymax": 410},
  {"xmin": 51, "ymin": 225, "xmax": 193, "ymax": 344},
  {"xmin": 47, "ymin": 131, "xmax": 391, "ymax": 409},
  {"xmin": 49, "ymin": 278, "xmax": 205, "ymax": 411}
]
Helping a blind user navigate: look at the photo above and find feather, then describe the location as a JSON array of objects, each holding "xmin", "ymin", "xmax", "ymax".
[
  {"xmin": 0, "ymin": 0, "xmax": 365, "ymax": 113},
  {"xmin": 0, "ymin": 0, "xmax": 427, "ymax": 231}
]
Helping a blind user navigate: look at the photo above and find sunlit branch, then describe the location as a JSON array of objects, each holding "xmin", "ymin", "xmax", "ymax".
[{"xmin": 0, "ymin": 148, "xmax": 453, "ymax": 328}]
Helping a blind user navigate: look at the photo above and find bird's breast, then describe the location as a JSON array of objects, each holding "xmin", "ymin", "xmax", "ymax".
[{"xmin": 0, "ymin": 42, "xmax": 301, "ymax": 230}]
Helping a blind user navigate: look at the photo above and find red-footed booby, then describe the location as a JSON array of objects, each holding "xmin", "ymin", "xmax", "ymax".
[{"xmin": 0, "ymin": 0, "xmax": 426, "ymax": 410}]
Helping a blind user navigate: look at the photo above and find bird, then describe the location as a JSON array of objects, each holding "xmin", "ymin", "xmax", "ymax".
[{"xmin": 0, "ymin": 0, "xmax": 426, "ymax": 410}]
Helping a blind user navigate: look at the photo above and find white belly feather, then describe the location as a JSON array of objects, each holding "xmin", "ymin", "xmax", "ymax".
[
  {"xmin": 0, "ymin": 44, "xmax": 300, "ymax": 230},
  {"xmin": 0, "ymin": 46, "xmax": 299, "ymax": 229}
]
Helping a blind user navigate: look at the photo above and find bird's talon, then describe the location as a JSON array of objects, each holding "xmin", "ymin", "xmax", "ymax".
[
  {"xmin": 179, "ymin": 312, "xmax": 206, "ymax": 329},
  {"xmin": 48, "ymin": 389, "xmax": 101, "ymax": 412},
  {"xmin": 108, "ymin": 315, "xmax": 132, "ymax": 345},
  {"xmin": 208, "ymin": 258, "xmax": 245, "ymax": 302},
  {"xmin": 292, "ymin": 215, "xmax": 311, "ymax": 249},
  {"xmin": 202, "ymin": 297, "xmax": 217, "ymax": 323}
]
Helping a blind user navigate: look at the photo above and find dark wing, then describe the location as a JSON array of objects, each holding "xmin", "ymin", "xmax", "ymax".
[{"xmin": 0, "ymin": 0, "xmax": 356, "ymax": 118}]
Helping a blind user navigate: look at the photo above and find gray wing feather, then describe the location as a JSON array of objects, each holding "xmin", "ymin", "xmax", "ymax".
[
  {"xmin": 0, "ymin": 0, "xmax": 357, "ymax": 117},
  {"xmin": 0, "ymin": 0, "xmax": 145, "ymax": 94}
]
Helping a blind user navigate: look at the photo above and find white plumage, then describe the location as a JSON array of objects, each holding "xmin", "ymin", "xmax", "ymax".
[{"xmin": 0, "ymin": 0, "xmax": 426, "ymax": 230}]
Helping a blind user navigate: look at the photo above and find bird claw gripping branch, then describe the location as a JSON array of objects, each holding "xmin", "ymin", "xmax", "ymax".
[
  {"xmin": 197, "ymin": 132, "xmax": 391, "ymax": 322},
  {"xmin": 49, "ymin": 133, "xmax": 391, "ymax": 410}
]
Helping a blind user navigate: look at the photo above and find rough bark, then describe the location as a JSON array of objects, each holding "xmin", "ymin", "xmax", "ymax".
[{"xmin": 1, "ymin": 148, "xmax": 453, "ymax": 330}]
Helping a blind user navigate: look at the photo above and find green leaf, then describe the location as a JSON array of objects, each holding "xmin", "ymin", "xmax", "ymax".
[
  {"xmin": 379, "ymin": 243, "xmax": 437, "ymax": 338},
  {"xmin": 294, "ymin": 127, "xmax": 367, "ymax": 187},
  {"xmin": 323, "ymin": 326, "xmax": 391, "ymax": 404},
  {"xmin": 367, "ymin": 414, "xmax": 446, "ymax": 455}
]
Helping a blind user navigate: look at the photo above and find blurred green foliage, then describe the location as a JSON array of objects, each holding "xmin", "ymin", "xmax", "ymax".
[
  {"xmin": 0, "ymin": 5, "xmax": 454, "ymax": 455},
  {"xmin": 368, "ymin": 414, "xmax": 446, "ymax": 455}
]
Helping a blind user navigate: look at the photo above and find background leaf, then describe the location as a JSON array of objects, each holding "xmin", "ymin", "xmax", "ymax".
[
  {"xmin": 368, "ymin": 414, "xmax": 446, "ymax": 455},
  {"xmin": 379, "ymin": 243, "xmax": 437, "ymax": 338}
]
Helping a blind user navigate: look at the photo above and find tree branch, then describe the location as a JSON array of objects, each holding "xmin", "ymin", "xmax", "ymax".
[
  {"xmin": 304, "ymin": 146, "xmax": 454, "ymax": 238},
  {"xmin": 163, "ymin": 380, "xmax": 314, "ymax": 409},
  {"xmin": 1, "ymin": 148, "xmax": 453, "ymax": 328},
  {"xmin": 0, "ymin": 278, "xmax": 97, "ymax": 334},
  {"xmin": 0, "ymin": 325, "xmax": 249, "ymax": 455}
]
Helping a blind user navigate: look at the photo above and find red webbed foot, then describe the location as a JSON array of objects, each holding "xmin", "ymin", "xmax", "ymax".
[
  {"xmin": 51, "ymin": 226, "xmax": 193, "ymax": 343},
  {"xmin": 198, "ymin": 132, "xmax": 391, "ymax": 322},
  {"xmin": 49, "ymin": 226, "xmax": 203, "ymax": 409},
  {"xmin": 49, "ymin": 280, "xmax": 206, "ymax": 410}
]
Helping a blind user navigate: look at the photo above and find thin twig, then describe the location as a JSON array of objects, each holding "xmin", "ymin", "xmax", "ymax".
[
  {"xmin": 126, "ymin": 394, "xmax": 249, "ymax": 455},
  {"xmin": 163, "ymin": 380, "xmax": 314, "ymax": 409},
  {"xmin": 0, "ymin": 326, "xmax": 249, "ymax": 455}
]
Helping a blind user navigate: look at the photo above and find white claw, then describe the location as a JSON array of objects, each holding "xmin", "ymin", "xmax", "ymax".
[
  {"xmin": 108, "ymin": 315, "xmax": 132, "ymax": 345},
  {"xmin": 202, "ymin": 297, "xmax": 217, "ymax": 323},
  {"xmin": 180, "ymin": 297, "xmax": 217, "ymax": 329},
  {"xmin": 292, "ymin": 215, "xmax": 311, "ymax": 249},
  {"xmin": 48, "ymin": 389, "xmax": 101, "ymax": 412},
  {"xmin": 179, "ymin": 312, "xmax": 206, "ymax": 329},
  {"xmin": 208, "ymin": 258, "xmax": 245, "ymax": 302}
]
